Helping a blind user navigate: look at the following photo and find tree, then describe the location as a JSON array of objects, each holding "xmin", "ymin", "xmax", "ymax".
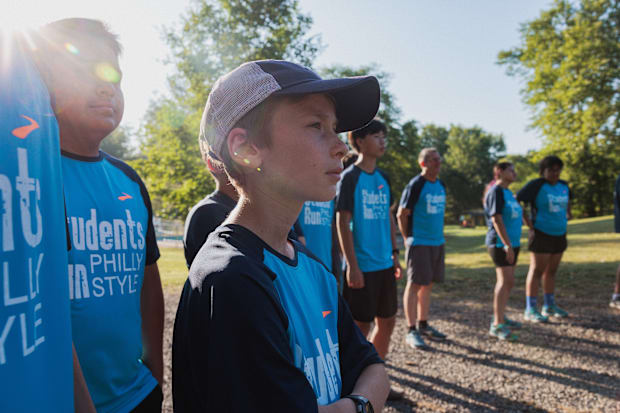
[
  {"xmin": 101, "ymin": 125, "xmax": 135, "ymax": 160},
  {"xmin": 498, "ymin": 0, "xmax": 620, "ymax": 216},
  {"xmin": 133, "ymin": 0, "xmax": 321, "ymax": 219}
]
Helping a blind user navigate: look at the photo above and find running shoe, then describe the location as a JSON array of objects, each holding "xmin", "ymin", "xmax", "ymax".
[
  {"xmin": 419, "ymin": 325, "xmax": 447, "ymax": 341},
  {"xmin": 405, "ymin": 330, "xmax": 428, "ymax": 349},
  {"xmin": 489, "ymin": 323, "xmax": 518, "ymax": 341},
  {"xmin": 523, "ymin": 308, "xmax": 549, "ymax": 323},
  {"xmin": 541, "ymin": 304, "xmax": 568, "ymax": 318},
  {"xmin": 610, "ymin": 297, "xmax": 620, "ymax": 310},
  {"xmin": 503, "ymin": 316, "xmax": 522, "ymax": 329}
]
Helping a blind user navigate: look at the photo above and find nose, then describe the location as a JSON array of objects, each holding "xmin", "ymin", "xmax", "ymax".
[
  {"xmin": 96, "ymin": 80, "xmax": 116, "ymax": 98},
  {"xmin": 333, "ymin": 135, "xmax": 348, "ymax": 160}
]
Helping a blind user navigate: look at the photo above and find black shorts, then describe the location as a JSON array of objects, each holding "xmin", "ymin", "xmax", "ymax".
[
  {"xmin": 488, "ymin": 246, "xmax": 520, "ymax": 267},
  {"xmin": 528, "ymin": 229, "xmax": 567, "ymax": 254},
  {"xmin": 343, "ymin": 267, "xmax": 397, "ymax": 323},
  {"xmin": 131, "ymin": 385, "xmax": 163, "ymax": 413},
  {"xmin": 406, "ymin": 244, "xmax": 445, "ymax": 285}
]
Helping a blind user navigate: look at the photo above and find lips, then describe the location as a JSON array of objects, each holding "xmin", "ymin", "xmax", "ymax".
[
  {"xmin": 89, "ymin": 102, "xmax": 116, "ymax": 113},
  {"xmin": 326, "ymin": 167, "xmax": 343, "ymax": 181}
]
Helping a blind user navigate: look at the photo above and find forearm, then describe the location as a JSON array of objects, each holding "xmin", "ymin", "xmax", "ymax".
[
  {"xmin": 389, "ymin": 213, "xmax": 399, "ymax": 251},
  {"xmin": 73, "ymin": 344, "xmax": 96, "ymax": 413},
  {"xmin": 141, "ymin": 263, "xmax": 164, "ymax": 384},
  {"xmin": 396, "ymin": 208, "xmax": 410, "ymax": 240},
  {"xmin": 337, "ymin": 214, "xmax": 359, "ymax": 270},
  {"xmin": 491, "ymin": 216, "xmax": 512, "ymax": 247}
]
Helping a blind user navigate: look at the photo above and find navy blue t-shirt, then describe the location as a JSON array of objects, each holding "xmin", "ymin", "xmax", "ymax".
[
  {"xmin": 183, "ymin": 191, "xmax": 237, "ymax": 268},
  {"xmin": 517, "ymin": 178, "xmax": 572, "ymax": 236},
  {"xmin": 399, "ymin": 174, "xmax": 446, "ymax": 246},
  {"xmin": 484, "ymin": 185, "xmax": 523, "ymax": 248},
  {"xmin": 335, "ymin": 165, "xmax": 393, "ymax": 272},
  {"xmin": 0, "ymin": 34, "xmax": 74, "ymax": 413},
  {"xmin": 172, "ymin": 224, "xmax": 381, "ymax": 412}
]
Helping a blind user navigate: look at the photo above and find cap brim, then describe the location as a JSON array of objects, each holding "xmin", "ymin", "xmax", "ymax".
[{"xmin": 273, "ymin": 76, "xmax": 380, "ymax": 133}]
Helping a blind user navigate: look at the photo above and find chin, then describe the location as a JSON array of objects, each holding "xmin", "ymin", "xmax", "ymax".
[{"xmin": 307, "ymin": 188, "xmax": 336, "ymax": 203}]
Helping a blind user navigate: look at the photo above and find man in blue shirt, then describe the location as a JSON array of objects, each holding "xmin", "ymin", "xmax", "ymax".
[
  {"xmin": 397, "ymin": 148, "xmax": 447, "ymax": 350},
  {"xmin": 1, "ymin": 31, "xmax": 94, "ymax": 413},
  {"xmin": 611, "ymin": 173, "xmax": 620, "ymax": 309},
  {"xmin": 36, "ymin": 19, "xmax": 164, "ymax": 412}
]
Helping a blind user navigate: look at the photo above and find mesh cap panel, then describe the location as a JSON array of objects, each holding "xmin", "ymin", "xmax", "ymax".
[{"xmin": 199, "ymin": 62, "xmax": 281, "ymax": 159}]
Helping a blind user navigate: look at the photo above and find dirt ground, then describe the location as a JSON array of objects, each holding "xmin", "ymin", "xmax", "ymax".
[{"xmin": 160, "ymin": 285, "xmax": 620, "ymax": 413}]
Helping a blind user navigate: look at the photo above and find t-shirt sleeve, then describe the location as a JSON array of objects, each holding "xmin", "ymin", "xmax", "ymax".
[
  {"xmin": 139, "ymin": 179, "xmax": 160, "ymax": 265},
  {"xmin": 337, "ymin": 294, "xmax": 383, "ymax": 396},
  {"xmin": 486, "ymin": 186, "xmax": 504, "ymax": 217},
  {"xmin": 293, "ymin": 218, "xmax": 304, "ymax": 238},
  {"xmin": 400, "ymin": 178, "xmax": 423, "ymax": 211},
  {"xmin": 335, "ymin": 171, "xmax": 356, "ymax": 213},
  {"xmin": 516, "ymin": 179, "xmax": 538, "ymax": 204},
  {"xmin": 184, "ymin": 205, "xmax": 220, "ymax": 268},
  {"xmin": 191, "ymin": 271, "xmax": 319, "ymax": 412}
]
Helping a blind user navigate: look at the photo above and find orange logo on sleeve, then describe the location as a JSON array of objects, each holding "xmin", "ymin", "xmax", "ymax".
[
  {"xmin": 118, "ymin": 192, "xmax": 132, "ymax": 201},
  {"xmin": 322, "ymin": 310, "xmax": 332, "ymax": 318},
  {"xmin": 11, "ymin": 115, "xmax": 40, "ymax": 139}
]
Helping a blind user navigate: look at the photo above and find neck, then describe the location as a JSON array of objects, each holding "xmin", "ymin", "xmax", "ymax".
[
  {"xmin": 59, "ymin": 130, "xmax": 102, "ymax": 157},
  {"xmin": 421, "ymin": 169, "xmax": 438, "ymax": 182},
  {"xmin": 215, "ymin": 179, "xmax": 239, "ymax": 201},
  {"xmin": 356, "ymin": 153, "xmax": 377, "ymax": 173},
  {"xmin": 498, "ymin": 179, "xmax": 510, "ymax": 188},
  {"xmin": 226, "ymin": 189, "xmax": 300, "ymax": 259}
]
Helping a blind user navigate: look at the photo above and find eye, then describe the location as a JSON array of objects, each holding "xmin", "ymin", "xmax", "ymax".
[{"xmin": 309, "ymin": 122, "xmax": 322, "ymax": 130}]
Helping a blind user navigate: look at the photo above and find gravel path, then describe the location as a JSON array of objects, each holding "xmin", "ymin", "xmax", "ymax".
[{"xmin": 161, "ymin": 286, "xmax": 620, "ymax": 412}]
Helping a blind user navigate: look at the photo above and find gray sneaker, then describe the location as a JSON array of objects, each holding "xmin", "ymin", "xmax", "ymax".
[
  {"xmin": 419, "ymin": 325, "xmax": 447, "ymax": 341},
  {"xmin": 405, "ymin": 330, "xmax": 428, "ymax": 349},
  {"xmin": 610, "ymin": 297, "xmax": 620, "ymax": 310}
]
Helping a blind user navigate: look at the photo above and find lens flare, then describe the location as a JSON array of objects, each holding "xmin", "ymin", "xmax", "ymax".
[
  {"xmin": 64, "ymin": 42, "xmax": 79, "ymax": 55},
  {"xmin": 95, "ymin": 63, "xmax": 120, "ymax": 83}
]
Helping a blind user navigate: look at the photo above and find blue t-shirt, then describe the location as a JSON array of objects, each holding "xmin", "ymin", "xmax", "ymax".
[
  {"xmin": 172, "ymin": 224, "xmax": 382, "ymax": 412},
  {"xmin": 484, "ymin": 185, "xmax": 523, "ymax": 248},
  {"xmin": 298, "ymin": 200, "xmax": 334, "ymax": 272},
  {"xmin": 335, "ymin": 165, "xmax": 393, "ymax": 272},
  {"xmin": 399, "ymin": 175, "xmax": 446, "ymax": 246},
  {"xmin": 517, "ymin": 178, "xmax": 571, "ymax": 236},
  {"xmin": 0, "ymin": 36, "xmax": 74, "ymax": 412},
  {"xmin": 62, "ymin": 151, "xmax": 160, "ymax": 413}
]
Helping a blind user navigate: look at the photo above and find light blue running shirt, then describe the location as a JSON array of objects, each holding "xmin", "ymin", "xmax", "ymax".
[
  {"xmin": 264, "ymin": 247, "xmax": 341, "ymax": 405},
  {"xmin": 62, "ymin": 152, "xmax": 160, "ymax": 413},
  {"xmin": 336, "ymin": 166, "xmax": 393, "ymax": 272},
  {"xmin": 298, "ymin": 200, "xmax": 334, "ymax": 272},
  {"xmin": 0, "ymin": 35, "xmax": 74, "ymax": 413},
  {"xmin": 535, "ymin": 182, "xmax": 570, "ymax": 236},
  {"xmin": 485, "ymin": 185, "xmax": 523, "ymax": 248},
  {"xmin": 400, "ymin": 175, "xmax": 446, "ymax": 246}
]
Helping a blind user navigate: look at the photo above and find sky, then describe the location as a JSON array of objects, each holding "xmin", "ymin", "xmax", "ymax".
[{"xmin": 2, "ymin": 0, "xmax": 554, "ymax": 154}]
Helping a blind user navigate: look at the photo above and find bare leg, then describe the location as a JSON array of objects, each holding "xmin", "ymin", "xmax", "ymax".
[
  {"xmin": 542, "ymin": 252, "xmax": 564, "ymax": 294},
  {"xmin": 417, "ymin": 284, "xmax": 433, "ymax": 322},
  {"xmin": 526, "ymin": 252, "xmax": 550, "ymax": 298},
  {"xmin": 403, "ymin": 281, "xmax": 418, "ymax": 327},
  {"xmin": 369, "ymin": 316, "xmax": 396, "ymax": 360},
  {"xmin": 614, "ymin": 264, "xmax": 620, "ymax": 294},
  {"xmin": 494, "ymin": 266, "xmax": 515, "ymax": 325}
]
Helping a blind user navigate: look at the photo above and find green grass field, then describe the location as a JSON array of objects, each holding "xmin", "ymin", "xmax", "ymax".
[{"xmin": 159, "ymin": 215, "xmax": 620, "ymax": 297}]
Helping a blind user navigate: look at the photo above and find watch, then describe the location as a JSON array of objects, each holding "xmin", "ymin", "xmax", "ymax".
[{"xmin": 343, "ymin": 394, "xmax": 374, "ymax": 413}]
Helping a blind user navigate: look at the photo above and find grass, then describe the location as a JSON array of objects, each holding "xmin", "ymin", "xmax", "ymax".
[{"xmin": 159, "ymin": 215, "xmax": 620, "ymax": 297}]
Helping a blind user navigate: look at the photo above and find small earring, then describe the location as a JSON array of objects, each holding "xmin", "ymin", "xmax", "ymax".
[
  {"xmin": 256, "ymin": 167, "xmax": 262, "ymax": 172},
  {"xmin": 234, "ymin": 152, "xmax": 239, "ymax": 156},
  {"xmin": 243, "ymin": 158, "xmax": 250, "ymax": 165}
]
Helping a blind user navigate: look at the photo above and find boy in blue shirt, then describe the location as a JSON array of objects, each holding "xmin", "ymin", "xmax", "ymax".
[
  {"xmin": 1, "ymin": 30, "xmax": 94, "ymax": 413},
  {"xmin": 397, "ymin": 148, "xmax": 447, "ymax": 349},
  {"xmin": 37, "ymin": 19, "xmax": 164, "ymax": 412},
  {"xmin": 517, "ymin": 155, "xmax": 572, "ymax": 322},
  {"xmin": 172, "ymin": 60, "xmax": 389, "ymax": 413}
]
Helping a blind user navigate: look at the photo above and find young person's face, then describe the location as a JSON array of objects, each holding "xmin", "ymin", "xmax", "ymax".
[
  {"xmin": 48, "ymin": 39, "xmax": 124, "ymax": 150},
  {"xmin": 499, "ymin": 165, "xmax": 516, "ymax": 183},
  {"xmin": 542, "ymin": 165, "xmax": 562, "ymax": 184},
  {"xmin": 357, "ymin": 130, "xmax": 386, "ymax": 158},
  {"xmin": 258, "ymin": 93, "xmax": 347, "ymax": 202}
]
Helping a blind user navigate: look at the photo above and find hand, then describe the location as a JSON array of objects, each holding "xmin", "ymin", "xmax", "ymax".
[
  {"xmin": 504, "ymin": 246, "xmax": 515, "ymax": 265},
  {"xmin": 393, "ymin": 255, "xmax": 402, "ymax": 280},
  {"xmin": 346, "ymin": 266, "xmax": 365, "ymax": 289}
]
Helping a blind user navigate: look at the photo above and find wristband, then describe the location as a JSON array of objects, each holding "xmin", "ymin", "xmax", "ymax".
[
  {"xmin": 503, "ymin": 245, "xmax": 512, "ymax": 252},
  {"xmin": 343, "ymin": 394, "xmax": 374, "ymax": 413}
]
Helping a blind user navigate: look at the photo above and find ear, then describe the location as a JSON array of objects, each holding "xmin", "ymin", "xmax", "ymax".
[
  {"xmin": 420, "ymin": 160, "xmax": 426, "ymax": 168},
  {"xmin": 227, "ymin": 127, "xmax": 263, "ymax": 170}
]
